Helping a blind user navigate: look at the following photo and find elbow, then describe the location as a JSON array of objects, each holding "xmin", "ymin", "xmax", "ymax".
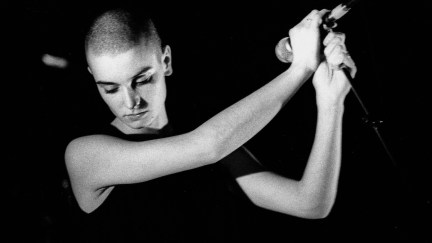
[
  {"xmin": 304, "ymin": 202, "xmax": 333, "ymax": 219},
  {"xmin": 295, "ymin": 182, "xmax": 337, "ymax": 219},
  {"xmin": 300, "ymin": 196, "xmax": 336, "ymax": 219},
  {"xmin": 291, "ymin": 187, "xmax": 336, "ymax": 219},
  {"xmin": 191, "ymin": 127, "xmax": 221, "ymax": 164},
  {"xmin": 248, "ymin": 191, "xmax": 335, "ymax": 220},
  {"xmin": 317, "ymin": 204, "xmax": 333, "ymax": 219},
  {"xmin": 254, "ymin": 200, "xmax": 333, "ymax": 220}
]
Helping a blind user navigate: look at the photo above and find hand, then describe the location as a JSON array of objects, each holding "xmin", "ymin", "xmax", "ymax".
[
  {"xmin": 312, "ymin": 32, "xmax": 357, "ymax": 108},
  {"xmin": 289, "ymin": 9, "xmax": 329, "ymax": 72}
]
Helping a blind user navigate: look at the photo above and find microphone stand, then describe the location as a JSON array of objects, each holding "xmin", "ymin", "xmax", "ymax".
[
  {"xmin": 319, "ymin": 8, "xmax": 417, "ymax": 238},
  {"xmin": 278, "ymin": 3, "xmax": 429, "ymax": 238},
  {"xmin": 322, "ymin": 5, "xmax": 399, "ymax": 169},
  {"xmin": 340, "ymin": 68, "xmax": 398, "ymax": 168},
  {"xmin": 323, "ymin": 6, "xmax": 427, "ymax": 236},
  {"xmin": 273, "ymin": 2, "xmax": 432, "ymax": 240},
  {"xmin": 324, "ymin": 17, "xmax": 402, "ymax": 186},
  {"xmin": 276, "ymin": 0, "xmax": 399, "ymax": 170}
]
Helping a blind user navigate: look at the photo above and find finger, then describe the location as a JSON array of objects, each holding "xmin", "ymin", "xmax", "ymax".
[
  {"xmin": 323, "ymin": 32, "xmax": 336, "ymax": 46},
  {"xmin": 343, "ymin": 54, "xmax": 357, "ymax": 78},
  {"xmin": 344, "ymin": 54, "xmax": 355, "ymax": 70},
  {"xmin": 327, "ymin": 46, "xmax": 345, "ymax": 68},
  {"xmin": 323, "ymin": 32, "xmax": 346, "ymax": 46},
  {"xmin": 302, "ymin": 9, "xmax": 319, "ymax": 22},
  {"xmin": 315, "ymin": 9, "xmax": 330, "ymax": 24},
  {"xmin": 329, "ymin": 50, "xmax": 357, "ymax": 78},
  {"xmin": 324, "ymin": 38, "xmax": 346, "ymax": 58},
  {"xmin": 302, "ymin": 9, "xmax": 330, "ymax": 26}
]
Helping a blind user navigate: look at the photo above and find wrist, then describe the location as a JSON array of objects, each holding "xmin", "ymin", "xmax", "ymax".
[
  {"xmin": 288, "ymin": 62, "xmax": 315, "ymax": 80},
  {"xmin": 291, "ymin": 56, "xmax": 320, "ymax": 74},
  {"xmin": 317, "ymin": 102, "xmax": 345, "ymax": 115}
]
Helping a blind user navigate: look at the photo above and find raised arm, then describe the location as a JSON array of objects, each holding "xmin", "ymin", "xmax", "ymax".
[
  {"xmin": 236, "ymin": 31, "xmax": 356, "ymax": 219},
  {"xmin": 180, "ymin": 9, "xmax": 330, "ymax": 160},
  {"xmin": 65, "ymin": 10, "xmax": 327, "ymax": 211}
]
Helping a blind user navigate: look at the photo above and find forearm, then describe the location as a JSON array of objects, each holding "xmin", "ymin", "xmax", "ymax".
[
  {"xmin": 298, "ymin": 104, "xmax": 344, "ymax": 216},
  {"xmin": 197, "ymin": 64, "xmax": 313, "ymax": 160}
]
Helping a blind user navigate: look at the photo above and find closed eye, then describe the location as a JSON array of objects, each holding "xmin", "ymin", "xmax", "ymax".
[
  {"xmin": 104, "ymin": 87, "xmax": 119, "ymax": 94},
  {"xmin": 96, "ymin": 81, "xmax": 120, "ymax": 94},
  {"xmin": 135, "ymin": 75, "xmax": 153, "ymax": 87}
]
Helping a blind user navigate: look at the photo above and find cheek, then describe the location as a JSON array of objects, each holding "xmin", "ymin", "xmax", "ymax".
[
  {"xmin": 155, "ymin": 81, "xmax": 167, "ymax": 103},
  {"xmin": 152, "ymin": 86, "xmax": 167, "ymax": 107},
  {"xmin": 137, "ymin": 85, "xmax": 161, "ymax": 104},
  {"xmin": 100, "ymin": 93, "xmax": 123, "ymax": 113}
]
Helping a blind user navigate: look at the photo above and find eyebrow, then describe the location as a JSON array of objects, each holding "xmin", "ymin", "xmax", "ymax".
[
  {"xmin": 131, "ymin": 66, "xmax": 152, "ymax": 81},
  {"xmin": 96, "ymin": 81, "xmax": 118, "ymax": 86},
  {"xmin": 96, "ymin": 66, "xmax": 153, "ymax": 85}
]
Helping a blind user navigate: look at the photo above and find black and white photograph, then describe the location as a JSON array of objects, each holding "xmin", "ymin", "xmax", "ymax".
[{"xmin": 4, "ymin": 0, "xmax": 431, "ymax": 242}]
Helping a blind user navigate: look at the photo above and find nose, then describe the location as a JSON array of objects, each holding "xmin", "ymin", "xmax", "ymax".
[{"xmin": 123, "ymin": 87, "xmax": 145, "ymax": 110}]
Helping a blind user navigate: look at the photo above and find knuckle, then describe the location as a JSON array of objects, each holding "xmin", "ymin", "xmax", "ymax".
[
  {"xmin": 324, "ymin": 32, "xmax": 336, "ymax": 45},
  {"xmin": 330, "ymin": 32, "xmax": 338, "ymax": 40},
  {"xmin": 330, "ymin": 38, "xmax": 344, "ymax": 48},
  {"xmin": 327, "ymin": 32, "xmax": 335, "ymax": 39},
  {"xmin": 289, "ymin": 25, "xmax": 302, "ymax": 35},
  {"xmin": 334, "ymin": 32, "xmax": 346, "ymax": 42},
  {"xmin": 288, "ymin": 28, "xmax": 295, "ymax": 37},
  {"xmin": 324, "ymin": 46, "xmax": 331, "ymax": 56},
  {"xmin": 339, "ymin": 33, "xmax": 346, "ymax": 42}
]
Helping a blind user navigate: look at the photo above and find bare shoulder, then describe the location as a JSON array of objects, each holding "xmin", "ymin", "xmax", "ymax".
[
  {"xmin": 64, "ymin": 134, "xmax": 123, "ymax": 185},
  {"xmin": 65, "ymin": 135, "xmax": 101, "ymax": 175},
  {"xmin": 64, "ymin": 135, "xmax": 117, "ymax": 213},
  {"xmin": 65, "ymin": 134, "xmax": 119, "ymax": 168}
]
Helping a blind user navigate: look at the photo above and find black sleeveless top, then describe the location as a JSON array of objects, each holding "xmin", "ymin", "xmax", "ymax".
[{"xmin": 79, "ymin": 124, "xmax": 265, "ymax": 242}]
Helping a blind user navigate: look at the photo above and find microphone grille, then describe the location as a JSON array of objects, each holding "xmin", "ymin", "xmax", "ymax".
[{"xmin": 275, "ymin": 37, "xmax": 293, "ymax": 63}]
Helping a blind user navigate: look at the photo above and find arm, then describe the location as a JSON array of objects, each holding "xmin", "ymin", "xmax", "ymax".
[
  {"xmin": 66, "ymin": 63, "xmax": 312, "ymax": 210},
  {"xmin": 65, "ymin": 10, "xmax": 326, "ymax": 206},
  {"xmin": 236, "ymin": 31, "xmax": 356, "ymax": 219}
]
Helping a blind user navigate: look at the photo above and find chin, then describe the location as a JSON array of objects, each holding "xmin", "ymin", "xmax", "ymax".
[
  {"xmin": 131, "ymin": 118, "xmax": 157, "ymax": 130},
  {"xmin": 126, "ymin": 112, "xmax": 166, "ymax": 131}
]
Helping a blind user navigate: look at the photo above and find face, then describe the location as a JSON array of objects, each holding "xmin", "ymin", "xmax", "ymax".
[{"xmin": 87, "ymin": 43, "xmax": 172, "ymax": 134}]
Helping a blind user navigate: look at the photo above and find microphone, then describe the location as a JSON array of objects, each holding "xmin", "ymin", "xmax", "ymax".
[{"xmin": 275, "ymin": 0, "xmax": 358, "ymax": 63}]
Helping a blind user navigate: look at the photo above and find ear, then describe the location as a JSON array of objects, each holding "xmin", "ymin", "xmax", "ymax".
[
  {"xmin": 162, "ymin": 45, "xmax": 173, "ymax": 76},
  {"xmin": 87, "ymin": 66, "xmax": 93, "ymax": 75}
]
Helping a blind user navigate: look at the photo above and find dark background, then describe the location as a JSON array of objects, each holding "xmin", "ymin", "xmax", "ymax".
[{"xmin": 4, "ymin": 0, "xmax": 431, "ymax": 242}]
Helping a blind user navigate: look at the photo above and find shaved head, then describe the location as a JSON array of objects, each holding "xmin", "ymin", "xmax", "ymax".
[{"xmin": 85, "ymin": 8, "xmax": 162, "ymax": 57}]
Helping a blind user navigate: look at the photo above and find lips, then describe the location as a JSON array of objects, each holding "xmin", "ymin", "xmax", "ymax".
[{"xmin": 125, "ymin": 111, "xmax": 147, "ymax": 121}]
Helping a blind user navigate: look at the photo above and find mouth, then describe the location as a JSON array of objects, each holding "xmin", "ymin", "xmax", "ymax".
[{"xmin": 125, "ymin": 111, "xmax": 148, "ymax": 121}]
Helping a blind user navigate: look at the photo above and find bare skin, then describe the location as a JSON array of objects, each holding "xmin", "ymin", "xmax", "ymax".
[{"xmin": 66, "ymin": 9, "xmax": 356, "ymax": 219}]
